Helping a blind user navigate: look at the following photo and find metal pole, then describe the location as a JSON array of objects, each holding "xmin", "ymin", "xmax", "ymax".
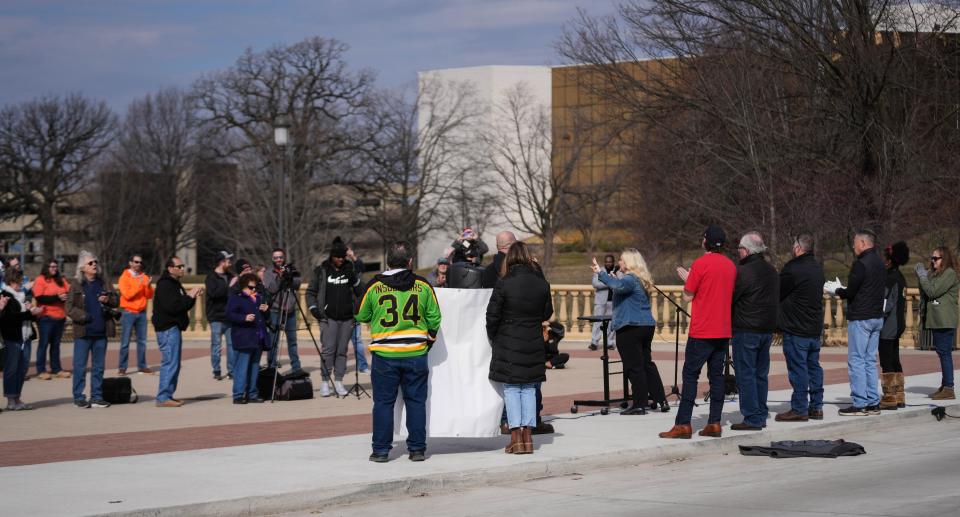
[{"xmin": 278, "ymin": 147, "xmax": 285, "ymax": 250}]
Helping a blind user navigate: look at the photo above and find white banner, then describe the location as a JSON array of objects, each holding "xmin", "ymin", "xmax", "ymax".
[{"xmin": 395, "ymin": 288, "xmax": 504, "ymax": 438}]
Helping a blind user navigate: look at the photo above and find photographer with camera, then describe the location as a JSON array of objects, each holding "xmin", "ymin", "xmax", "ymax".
[
  {"xmin": 306, "ymin": 237, "xmax": 365, "ymax": 397},
  {"xmin": 205, "ymin": 251, "xmax": 236, "ymax": 381},
  {"xmin": 65, "ymin": 250, "xmax": 120, "ymax": 409},
  {"xmin": 263, "ymin": 248, "xmax": 302, "ymax": 371},
  {"xmin": 449, "ymin": 227, "xmax": 489, "ymax": 265}
]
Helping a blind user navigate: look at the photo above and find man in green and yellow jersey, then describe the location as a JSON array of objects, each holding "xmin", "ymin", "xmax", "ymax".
[{"xmin": 356, "ymin": 241, "xmax": 442, "ymax": 462}]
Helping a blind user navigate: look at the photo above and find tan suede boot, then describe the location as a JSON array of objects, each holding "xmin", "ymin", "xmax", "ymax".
[
  {"xmin": 879, "ymin": 373, "xmax": 898, "ymax": 410},
  {"xmin": 894, "ymin": 372, "xmax": 906, "ymax": 408},
  {"xmin": 505, "ymin": 428, "xmax": 521, "ymax": 454},
  {"xmin": 932, "ymin": 386, "xmax": 956, "ymax": 400}
]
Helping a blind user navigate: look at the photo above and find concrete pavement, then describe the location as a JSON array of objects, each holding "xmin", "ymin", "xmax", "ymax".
[{"xmin": 0, "ymin": 369, "xmax": 956, "ymax": 517}]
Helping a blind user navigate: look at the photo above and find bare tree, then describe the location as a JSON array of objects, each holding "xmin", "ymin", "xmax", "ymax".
[
  {"xmin": 356, "ymin": 77, "xmax": 486, "ymax": 264},
  {"xmin": 483, "ymin": 83, "xmax": 593, "ymax": 270},
  {"xmin": 0, "ymin": 94, "xmax": 116, "ymax": 258},
  {"xmin": 100, "ymin": 87, "xmax": 202, "ymax": 271},
  {"xmin": 558, "ymin": 1, "xmax": 960, "ymax": 257},
  {"xmin": 191, "ymin": 36, "xmax": 376, "ymax": 265}
]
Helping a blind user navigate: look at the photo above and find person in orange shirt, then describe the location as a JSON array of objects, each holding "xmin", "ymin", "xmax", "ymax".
[
  {"xmin": 31, "ymin": 258, "xmax": 71, "ymax": 380},
  {"xmin": 118, "ymin": 254, "xmax": 155, "ymax": 375}
]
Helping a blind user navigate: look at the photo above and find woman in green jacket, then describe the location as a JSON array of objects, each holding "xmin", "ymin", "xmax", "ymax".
[{"xmin": 916, "ymin": 246, "xmax": 960, "ymax": 400}]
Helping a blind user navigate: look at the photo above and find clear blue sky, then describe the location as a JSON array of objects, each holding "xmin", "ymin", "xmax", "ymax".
[{"xmin": 0, "ymin": 0, "xmax": 617, "ymax": 112}]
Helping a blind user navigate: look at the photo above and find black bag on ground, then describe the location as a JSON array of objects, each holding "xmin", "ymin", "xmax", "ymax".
[
  {"xmin": 279, "ymin": 377, "xmax": 314, "ymax": 401},
  {"xmin": 102, "ymin": 377, "xmax": 138, "ymax": 404},
  {"xmin": 257, "ymin": 367, "xmax": 281, "ymax": 399}
]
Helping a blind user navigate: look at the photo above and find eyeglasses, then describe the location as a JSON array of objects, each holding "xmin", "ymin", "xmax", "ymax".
[
  {"xmin": 171, "ymin": 264, "xmax": 185, "ymax": 270},
  {"xmin": 246, "ymin": 285, "xmax": 257, "ymax": 290},
  {"xmin": 132, "ymin": 260, "xmax": 142, "ymax": 264},
  {"xmin": 48, "ymin": 264, "xmax": 58, "ymax": 269},
  {"xmin": 87, "ymin": 260, "xmax": 98, "ymax": 266},
  {"xmin": 272, "ymin": 255, "xmax": 285, "ymax": 260},
  {"xmin": 931, "ymin": 256, "xmax": 943, "ymax": 262}
]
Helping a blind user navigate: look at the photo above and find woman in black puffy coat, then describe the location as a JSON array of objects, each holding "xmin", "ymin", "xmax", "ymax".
[{"xmin": 486, "ymin": 242, "xmax": 553, "ymax": 455}]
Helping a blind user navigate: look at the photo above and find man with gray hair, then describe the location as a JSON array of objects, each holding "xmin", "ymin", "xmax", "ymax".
[
  {"xmin": 729, "ymin": 232, "xmax": 779, "ymax": 431},
  {"xmin": 776, "ymin": 233, "xmax": 826, "ymax": 422}
]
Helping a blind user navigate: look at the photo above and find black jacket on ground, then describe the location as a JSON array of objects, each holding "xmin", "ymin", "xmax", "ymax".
[
  {"xmin": 152, "ymin": 272, "xmax": 196, "ymax": 332},
  {"xmin": 486, "ymin": 264, "xmax": 553, "ymax": 384},
  {"xmin": 837, "ymin": 249, "xmax": 885, "ymax": 321},
  {"xmin": 204, "ymin": 271, "xmax": 234, "ymax": 323},
  {"xmin": 481, "ymin": 252, "xmax": 506, "ymax": 288},
  {"xmin": 732, "ymin": 253, "xmax": 780, "ymax": 333},
  {"xmin": 778, "ymin": 253, "xmax": 826, "ymax": 338}
]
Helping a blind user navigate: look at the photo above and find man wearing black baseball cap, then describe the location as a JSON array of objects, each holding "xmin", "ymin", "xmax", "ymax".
[{"xmin": 660, "ymin": 225, "xmax": 737, "ymax": 439}]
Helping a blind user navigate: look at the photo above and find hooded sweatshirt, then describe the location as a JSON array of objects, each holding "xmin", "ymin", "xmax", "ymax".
[{"xmin": 355, "ymin": 269, "xmax": 442, "ymax": 358}]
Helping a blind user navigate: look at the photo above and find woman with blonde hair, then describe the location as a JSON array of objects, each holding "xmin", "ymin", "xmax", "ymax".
[
  {"xmin": 591, "ymin": 248, "xmax": 667, "ymax": 414},
  {"xmin": 916, "ymin": 246, "xmax": 960, "ymax": 400}
]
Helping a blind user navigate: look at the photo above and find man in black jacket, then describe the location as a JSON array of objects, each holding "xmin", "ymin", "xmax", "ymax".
[
  {"xmin": 480, "ymin": 231, "xmax": 516, "ymax": 288},
  {"xmin": 205, "ymin": 251, "xmax": 235, "ymax": 380},
  {"xmin": 306, "ymin": 237, "xmax": 364, "ymax": 397},
  {"xmin": 730, "ymin": 232, "xmax": 779, "ymax": 431},
  {"xmin": 776, "ymin": 233, "xmax": 826, "ymax": 422},
  {"xmin": 152, "ymin": 256, "xmax": 201, "ymax": 407},
  {"xmin": 828, "ymin": 230, "xmax": 885, "ymax": 416}
]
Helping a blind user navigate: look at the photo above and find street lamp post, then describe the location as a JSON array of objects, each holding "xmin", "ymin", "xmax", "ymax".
[{"xmin": 274, "ymin": 116, "xmax": 290, "ymax": 250}]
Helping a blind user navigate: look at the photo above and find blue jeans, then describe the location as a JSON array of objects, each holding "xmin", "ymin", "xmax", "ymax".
[
  {"xmin": 73, "ymin": 337, "xmax": 106, "ymax": 401},
  {"xmin": 781, "ymin": 333, "xmax": 824, "ymax": 414},
  {"xmin": 232, "ymin": 349, "xmax": 262, "ymax": 400},
  {"xmin": 156, "ymin": 327, "xmax": 183, "ymax": 402},
  {"xmin": 352, "ymin": 324, "xmax": 369, "ymax": 371},
  {"xmin": 119, "ymin": 310, "xmax": 148, "ymax": 371},
  {"xmin": 3, "ymin": 339, "xmax": 31, "ymax": 397},
  {"xmin": 931, "ymin": 329, "xmax": 957, "ymax": 388},
  {"xmin": 502, "ymin": 383, "xmax": 543, "ymax": 425},
  {"xmin": 267, "ymin": 312, "xmax": 301, "ymax": 370},
  {"xmin": 371, "ymin": 353, "xmax": 429, "ymax": 455},
  {"xmin": 676, "ymin": 338, "xmax": 728, "ymax": 425},
  {"xmin": 36, "ymin": 317, "xmax": 65, "ymax": 374},
  {"xmin": 732, "ymin": 331, "xmax": 772, "ymax": 427},
  {"xmin": 503, "ymin": 383, "xmax": 538, "ymax": 428},
  {"xmin": 210, "ymin": 321, "xmax": 234, "ymax": 376},
  {"xmin": 847, "ymin": 318, "xmax": 882, "ymax": 407}
]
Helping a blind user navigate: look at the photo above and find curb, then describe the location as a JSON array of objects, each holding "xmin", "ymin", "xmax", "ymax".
[{"xmin": 94, "ymin": 403, "xmax": 958, "ymax": 517}]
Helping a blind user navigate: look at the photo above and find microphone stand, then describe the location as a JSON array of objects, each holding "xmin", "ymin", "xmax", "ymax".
[{"xmin": 650, "ymin": 284, "xmax": 692, "ymax": 404}]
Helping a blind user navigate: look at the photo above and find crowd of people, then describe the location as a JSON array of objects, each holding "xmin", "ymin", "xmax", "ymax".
[{"xmin": 0, "ymin": 224, "xmax": 957, "ymax": 463}]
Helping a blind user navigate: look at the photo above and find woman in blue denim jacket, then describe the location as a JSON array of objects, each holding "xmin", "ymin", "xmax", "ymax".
[{"xmin": 591, "ymin": 248, "xmax": 667, "ymax": 414}]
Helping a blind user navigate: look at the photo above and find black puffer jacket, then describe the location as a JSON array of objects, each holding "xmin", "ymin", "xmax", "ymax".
[
  {"xmin": 486, "ymin": 264, "xmax": 553, "ymax": 384},
  {"xmin": 837, "ymin": 249, "xmax": 885, "ymax": 321},
  {"xmin": 732, "ymin": 253, "xmax": 780, "ymax": 333},
  {"xmin": 778, "ymin": 253, "xmax": 825, "ymax": 337}
]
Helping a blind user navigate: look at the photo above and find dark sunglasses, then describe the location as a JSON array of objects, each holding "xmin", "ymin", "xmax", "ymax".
[
  {"xmin": 272, "ymin": 255, "xmax": 285, "ymax": 260},
  {"xmin": 171, "ymin": 264, "xmax": 185, "ymax": 270},
  {"xmin": 246, "ymin": 285, "xmax": 257, "ymax": 290},
  {"xmin": 87, "ymin": 260, "xmax": 98, "ymax": 266},
  {"xmin": 930, "ymin": 256, "xmax": 943, "ymax": 262},
  {"xmin": 132, "ymin": 260, "xmax": 142, "ymax": 264}
]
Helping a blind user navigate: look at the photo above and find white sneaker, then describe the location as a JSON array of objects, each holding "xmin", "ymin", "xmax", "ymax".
[
  {"xmin": 359, "ymin": 368, "xmax": 371, "ymax": 375},
  {"xmin": 334, "ymin": 380, "xmax": 348, "ymax": 397},
  {"xmin": 319, "ymin": 380, "xmax": 331, "ymax": 397}
]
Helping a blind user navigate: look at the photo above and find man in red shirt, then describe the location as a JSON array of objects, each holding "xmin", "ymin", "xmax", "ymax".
[{"xmin": 660, "ymin": 226, "xmax": 737, "ymax": 439}]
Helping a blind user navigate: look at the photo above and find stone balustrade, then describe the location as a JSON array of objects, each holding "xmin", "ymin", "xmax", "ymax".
[{"xmin": 79, "ymin": 284, "xmax": 955, "ymax": 348}]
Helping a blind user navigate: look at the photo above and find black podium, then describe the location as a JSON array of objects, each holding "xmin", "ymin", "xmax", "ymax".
[{"xmin": 571, "ymin": 315, "xmax": 630, "ymax": 415}]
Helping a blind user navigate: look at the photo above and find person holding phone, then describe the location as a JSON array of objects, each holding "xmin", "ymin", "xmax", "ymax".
[
  {"xmin": 152, "ymin": 256, "xmax": 203, "ymax": 407},
  {"xmin": 226, "ymin": 273, "xmax": 270, "ymax": 404}
]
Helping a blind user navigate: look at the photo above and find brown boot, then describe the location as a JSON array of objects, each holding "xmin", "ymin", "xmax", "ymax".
[
  {"xmin": 698, "ymin": 422, "xmax": 722, "ymax": 438},
  {"xmin": 931, "ymin": 386, "xmax": 956, "ymax": 400},
  {"xmin": 659, "ymin": 424, "xmax": 693, "ymax": 439},
  {"xmin": 879, "ymin": 373, "xmax": 898, "ymax": 410},
  {"xmin": 505, "ymin": 428, "xmax": 520, "ymax": 454},
  {"xmin": 500, "ymin": 422, "xmax": 509, "ymax": 435},
  {"xmin": 518, "ymin": 427, "xmax": 533, "ymax": 454},
  {"xmin": 894, "ymin": 372, "xmax": 906, "ymax": 408}
]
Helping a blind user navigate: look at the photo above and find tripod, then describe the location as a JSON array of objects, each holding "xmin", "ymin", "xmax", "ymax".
[
  {"xmin": 345, "ymin": 321, "xmax": 370, "ymax": 399},
  {"xmin": 651, "ymin": 284, "xmax": 693, "ymax": 405},
  {"xmin": 268, "ymin": 284, "xmax": 330, "ymax": 402}
]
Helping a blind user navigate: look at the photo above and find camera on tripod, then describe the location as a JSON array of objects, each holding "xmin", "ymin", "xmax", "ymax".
[{"xmin": 277, "ymin": 263, "xmax": 299, "ymax": 288}]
